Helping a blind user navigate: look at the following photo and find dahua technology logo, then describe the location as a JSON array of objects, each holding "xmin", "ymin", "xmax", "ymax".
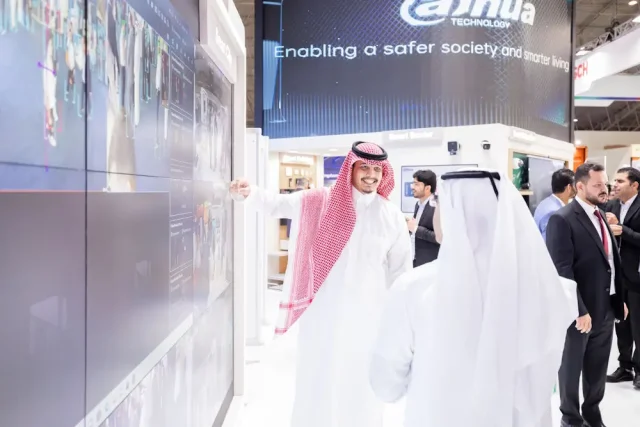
[{"xmin": 400, "ymin": 0, "xmax": 536, "ymax": 29}]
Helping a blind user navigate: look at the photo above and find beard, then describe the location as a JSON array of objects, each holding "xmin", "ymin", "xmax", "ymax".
[
  {"xmin": 585, "ymin": 191, "xmax": 607, "ymax": 205},
  {"xmin": 361, "ymin": 186, "xmax": 377, "ymax": 194}
]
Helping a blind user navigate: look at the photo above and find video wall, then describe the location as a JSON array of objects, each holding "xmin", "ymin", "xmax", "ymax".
[
  {"xmin": 0, "ymin": 1, "xmax": 234, "ymax": 427},
  {"xmin": 260, "ymin": 0, "xmax": 574, "ymax": 142}
]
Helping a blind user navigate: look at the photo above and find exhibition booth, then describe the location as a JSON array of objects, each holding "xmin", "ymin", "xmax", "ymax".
[
  {"xmin": 242, "ymin": 0, "xmax": 578, "ymax": 384},
  {"xmin": 268, "ymin": 124, "xmax": 576, "ymax": 212},
  {"xmin": 237, "ymin": 0, "xmax": 580, "ymax": 422},
  {"xmin": 0, "ymin": 0, "xmax": 246, "ymax": 426}
]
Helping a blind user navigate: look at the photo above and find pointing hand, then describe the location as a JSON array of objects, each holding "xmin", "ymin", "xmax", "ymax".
[{"xmin": 230, "ymin": 179, "xmax": 251, "ymax": 199}]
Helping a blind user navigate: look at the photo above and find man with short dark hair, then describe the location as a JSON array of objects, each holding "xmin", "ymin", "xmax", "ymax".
[
  {"xmin": 407, "ymin": 169, "xmax": 439, "ymax": 267},
  {"xmin": 546, "ymin": 162, "xmax": 627, "ymax": 427},
  {"xmin": 534, "ymin": 168, "xmax": 575, "ymax": 241},
  {"xmin": 605, "ymin": 166, "xmax": 640, "ymax": 388}
]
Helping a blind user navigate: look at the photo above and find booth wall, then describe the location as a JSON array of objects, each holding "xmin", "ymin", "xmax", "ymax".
[
  {"xmin": 588, "ymin": 147, "xmax": 632, "ymax": 179},
  {"xmin": 385, "ymin": 125, "xmax": 508, "ymax": 209},
  {"xmin": 577, "ymin": 131, "xmax": 636, "ymax": 178},
  {"xmin": 576, "ymin": 131, "xmax": 640, "ymax": 148}
]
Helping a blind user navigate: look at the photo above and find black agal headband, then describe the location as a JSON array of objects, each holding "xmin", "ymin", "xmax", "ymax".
[
  {"xmin": 441, "ymin": 170, "xmax": 500, "ymax": 199},
  {"xmin": 351, "ymin": 141, "xmax": 388, "ymax": 161}
]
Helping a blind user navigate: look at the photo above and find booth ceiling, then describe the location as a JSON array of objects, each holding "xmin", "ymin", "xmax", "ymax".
[
  {"xmin": 576, "ymin": 0, "xmax": 638, "ymax": 45},
  {"xmin": 575, "ymin": 0, "xmax": 640, "ymax": 131}
]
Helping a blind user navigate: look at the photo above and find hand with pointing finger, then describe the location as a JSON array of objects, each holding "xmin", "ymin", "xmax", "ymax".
[{"xmin": 230, "ymin": 179, "xmax": 251, "ymax": 199}]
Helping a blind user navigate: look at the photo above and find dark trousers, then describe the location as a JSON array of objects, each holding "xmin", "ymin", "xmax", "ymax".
[
  {"xmin": 617, "ymin": 290, "xmax": 640, "ymax": 371},
  {"xmin": 559, "ymin": 308, "xmax": 614, "ymax": 426}
]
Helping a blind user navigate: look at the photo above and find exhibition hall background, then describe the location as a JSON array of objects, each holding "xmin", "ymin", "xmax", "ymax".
[{"xmin": 0, "ymin": 0, "xmax": 236, "ymax": 426}]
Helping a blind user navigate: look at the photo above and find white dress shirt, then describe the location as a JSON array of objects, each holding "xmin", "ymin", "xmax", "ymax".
[
  {"xmin": 620, "ymin": 194, "xmax": 637, "ymax": 224},
  {"xmin": 575, "ymin": 196, "xmax": 615, "ymax": 295}
]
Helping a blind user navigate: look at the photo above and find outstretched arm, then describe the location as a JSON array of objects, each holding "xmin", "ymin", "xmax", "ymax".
[
  {"xmin": 247, "ymin": 185, "xmax": 305, "ymax": 219},
  {"xmin": 230, "ymin": 180, "xmax": 305, "ymax": 219}
]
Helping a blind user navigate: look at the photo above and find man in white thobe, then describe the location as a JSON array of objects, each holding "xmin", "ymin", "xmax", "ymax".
[
  {"xmin": 231, "ymin": 142, "xmax": 412, "ymax": 427},
  {"xmin": 369, "ymin": 169, "xmax": 579, "ymax": 427}
]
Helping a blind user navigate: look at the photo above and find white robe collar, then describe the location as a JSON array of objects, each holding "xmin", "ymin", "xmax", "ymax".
[{"xmin": 352, "ymin": 186, "xmax": 376, "ymax": 208}]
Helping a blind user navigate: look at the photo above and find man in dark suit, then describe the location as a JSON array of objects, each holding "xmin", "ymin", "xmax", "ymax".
[
  {"xmin": 407, "ymin": 170, "xmax": 439, "ymax": 267},
  {"xmin": 546, "ymin": 162, "xmax": 627, "ymax": 427},
  {"xmin": 605, "ymin": 167, "xmax": 640, "ymax": 388}
]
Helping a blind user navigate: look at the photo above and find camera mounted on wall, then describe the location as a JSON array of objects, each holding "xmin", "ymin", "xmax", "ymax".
[
  {"xmin": 447, "ymin": 141, "xmax": 459, "ymax": 156},
  {"xmin": 482, "ymin": 140, "xmax": 491, "ymax": 150}
]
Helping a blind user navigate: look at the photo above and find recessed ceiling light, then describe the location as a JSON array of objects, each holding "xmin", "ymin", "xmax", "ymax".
[
  {"xmin": 634, "ymin": 15, "xmax": 640, "ymax": 23},
  {"xmin": 575, "ymin": 140, "xmax": 582, "ymax": 145},
  {"xmin": 573, "ymin": 118, "xmax": 578, "ymax": 122},
  {"xmin": 630, "ymin": 0, "xmax": 638, "ymax": 6}
]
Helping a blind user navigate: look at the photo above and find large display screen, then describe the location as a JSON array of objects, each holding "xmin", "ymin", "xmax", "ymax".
[
  {"xmin": 0, "ymin": 1, "xmax": 234, "ymax": 426},
  {"xmin": 261, "ymin": 0, "xmax": 574, "ymax": 141}
]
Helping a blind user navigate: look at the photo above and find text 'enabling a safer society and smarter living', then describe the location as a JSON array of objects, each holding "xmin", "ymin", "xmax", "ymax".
[{"xmin": 273, "ymin": 42, "xmax": 570, "ymax": 72}]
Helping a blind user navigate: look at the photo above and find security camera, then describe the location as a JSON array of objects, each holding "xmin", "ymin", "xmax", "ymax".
[
  {"xmin": 482, "ymin": 141, "xmax": 491, "ymax": 150},
  {"xmin": 447, "ymin": 141, "xmax": 459, "ymax": 156}
]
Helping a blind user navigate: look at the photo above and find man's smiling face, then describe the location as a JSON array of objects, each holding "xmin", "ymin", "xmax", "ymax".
[{"xmin": 352, "ymin": 161, "xmax": 383, "ymax": 194}]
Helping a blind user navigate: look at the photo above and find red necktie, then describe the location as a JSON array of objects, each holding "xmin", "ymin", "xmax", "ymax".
[{"xmin": 594, "ymin": 210, "xmax": 609, "ymax": 256}]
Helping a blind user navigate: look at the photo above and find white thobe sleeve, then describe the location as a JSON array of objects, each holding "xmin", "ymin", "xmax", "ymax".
[
  {"xmin": 245, "ymin": 185, "xmax": 304, "ymax": 219},
  {"xmin": 386, "ymin": 213, "xmax": 413, "ymax": 287},
  {"xmin": 369, "ymin": 284, "xmax": 414, "ymax": 402}
]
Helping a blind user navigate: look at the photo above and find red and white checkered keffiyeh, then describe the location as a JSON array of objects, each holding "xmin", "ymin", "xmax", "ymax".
[{"xmin": 274, "ymin": 143, "xmax": 395, "ymax": 335}]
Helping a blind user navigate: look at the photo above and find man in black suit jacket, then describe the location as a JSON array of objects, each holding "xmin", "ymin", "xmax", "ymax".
[
  {"xmin": 407, "ymin": 170, "xmax": 439, "ymax": 267},
  {"xmin": 605, "ymin": 167, "xmax": 640, "ymax": 388},
  {"xmin": 546, "ymin": 162, "xmax": 626, "ymax": 427}
]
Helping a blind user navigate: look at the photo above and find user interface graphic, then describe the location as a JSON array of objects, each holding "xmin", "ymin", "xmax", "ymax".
[
  {"xmin": 261, "ymin": 0, "xmax": 573, "ymax": 141},
  {"xmin": 0, "ymin": 1, "xmax": 234, "ymax": 426}
]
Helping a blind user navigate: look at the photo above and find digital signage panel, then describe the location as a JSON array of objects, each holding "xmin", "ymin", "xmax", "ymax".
[
  {"xmin": 0, "ymin": 0, "xmax": 234, "ymax": 425},
  {"xmin": 261, "ymin": 0, "xmax": 574, "ymax": 141}
]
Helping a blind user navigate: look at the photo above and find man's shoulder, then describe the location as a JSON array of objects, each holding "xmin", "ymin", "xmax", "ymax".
[
  {"xmin": 392, "ymin": 261, "xmax": 438, "ymax": 295},
  {"xmin": 389, "ymin": 261, "xmax": 439, "ymax": 311},
  {"xmin": 377, "ymin": 195, "xmax": 406, "ymax": 216},
  {"xmin": 552, "ymin": 202, "xmax": 574, "ymax": 218},
  {"xmin": 534, "ymin": 195, "xmax": 554, "ymax": 216}
]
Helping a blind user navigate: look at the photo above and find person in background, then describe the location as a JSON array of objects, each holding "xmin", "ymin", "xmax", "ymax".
[
  {"xmin": 533, "ymin": 168, "xmax": 575, "ymax": 241},
  {"xmin": 230, "ymin": 142, "xmax": 412, "ymax": 427},
  {"xmin": 599, "ymin": 183, "xmax": 615, "ymax": 211},
  {"xmin": 546, "ymin": 162, "xmax": 627, "ymax": 427},
  {"xmin": 407, "ymin": 169, "xmax": 439, "ymax": 267},
  {"xmin": 605, "ymin": 167, "xmax": 640, "ymax": 388},
  {"xmin": 369, "ymin": 169, "xmax": 578, "ymax": 427}
]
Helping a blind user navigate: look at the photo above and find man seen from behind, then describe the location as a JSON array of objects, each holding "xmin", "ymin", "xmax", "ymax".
[{"xmin": 533, "ymin": 168, "xmax": 574, "ymax": 241}]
